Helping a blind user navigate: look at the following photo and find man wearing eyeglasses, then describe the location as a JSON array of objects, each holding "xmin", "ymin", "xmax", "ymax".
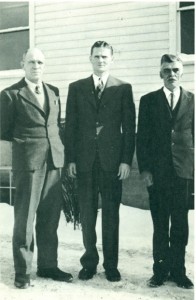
[{"xmin": 136, "ymin": 54, "xmax": 194, "ymax": 289}]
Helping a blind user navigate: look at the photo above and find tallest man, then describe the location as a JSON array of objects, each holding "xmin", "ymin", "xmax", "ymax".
[{"xmin": 65, "ymin": 41, "xmax": 135, "ymax": 282}]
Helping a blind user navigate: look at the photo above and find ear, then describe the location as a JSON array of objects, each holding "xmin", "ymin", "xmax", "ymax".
[
  {"xmin": 21, "ymin": 61, "xmax": 24, "ymax": 69},
  {"xmin": 160, "ymin": 71, "xmax": 163, "ymax": 79},
  {"xmin": 89, "ymin": 55, "xmax": 92, "ymax": 63}
]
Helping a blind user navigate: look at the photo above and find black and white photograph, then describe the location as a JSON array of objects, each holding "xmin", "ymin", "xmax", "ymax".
[{"xmin": 0, "ymin": 0, "xmax": 194, "ymax": 299}]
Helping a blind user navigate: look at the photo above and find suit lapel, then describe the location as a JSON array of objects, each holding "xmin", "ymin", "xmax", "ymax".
[
  {"xmin": 100, "ymin": 75, "xmax": 118, "ymax": 106},
  {"xmin": 81, "ymin": 76, "xmax": 97, "ymax": 109},
  {"xmin": 175, "ymin": 88, "xmax": 192, "ymax": 121},
  {"xmin": 157, "ymin": 88, "xmax": 172, "ymax": 120},
  {"xmin": 157, "ymin": 89, "xmax": 172, "ymax": 135},
  {"xmin": 80, "ymin": 75, "xmax": 123, "ymax": 109},
  {"xmin": 19, "ymin": 81, "xmax": 46, "ymax": 115},
  {"xmin": 43, "ymin": 82, "xmax": 53, "ymax": 115},
  {"xmin": 44, "ymin": 83, "xmax": 61, "ymax": 124}
]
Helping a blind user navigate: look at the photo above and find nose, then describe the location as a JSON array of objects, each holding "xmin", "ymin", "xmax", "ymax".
[
  {"xmin": 33, "ymin": 62, "xmax": 40, "ymax": 68},
  {"xmin": 98, "ymin": 56, "xmax": 104, "ymax": 62},
  {"xmin": 170, "ymin": 69, "xmax": 176, "ymax": 76}
]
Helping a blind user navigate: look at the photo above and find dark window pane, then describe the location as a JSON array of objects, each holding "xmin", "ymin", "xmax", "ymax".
[
  {"xmin": 180, "ymin": 2, "xmax": 194, "ymax": 8},
  {"xmin": 0, "ymin": 170, "xmax": 10, "ymax": 186},
  {"xmin": 0, "ymin": 2, "xmax": 28, "ymax": 30},
  {"xmin": 181, "ymin": 9, "xmax": 195, "ymax": 54},
  {"xmin": 0, "ymin": 30, "xmax": 29, "ymax": 70}
]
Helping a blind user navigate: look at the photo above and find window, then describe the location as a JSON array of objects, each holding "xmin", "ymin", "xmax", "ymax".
[
  {"xmin": 0, "ymin": 166, "xmax": 15, "ymax": 205},
  {"xmin": 178, "ymin": 2, "xmax": 195, "ymax": 54},
  {"xmin": 0, "ymin": 2, "xmax": 29, "ymax": 71}
]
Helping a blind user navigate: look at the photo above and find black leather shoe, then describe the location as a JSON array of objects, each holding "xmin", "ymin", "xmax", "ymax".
[
  {"xmin": 37, "ymin": 267, "xmax": 73, "ymax": 282},
  {"xmin": 170, "ymin": 275, "xmax": 194, "ymax": 289},
  {"xmin": 147, "ymin": 275, "xmax": 165, "ymax": 287},
  {"xmin": 78, "ymin": 268, "xmax": 97, "ymax": 280},
  {"xmin": 14, "ymin": 274, "xmax": 30, "ymax": 289},
  {"xmin": 105, "ymin": 268, "xmax": 121, "ymax": 282}
]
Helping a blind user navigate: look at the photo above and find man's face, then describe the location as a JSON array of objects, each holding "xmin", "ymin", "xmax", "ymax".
[
  {"xmin": 160, "ymin": 61, "xmax": 183, "ymax": 91},
  {"xmin": 22, "ymin": 49, "xmax": 45, "ymax": 84},
  {"xmin": 90, "ymin": 47, "xmax": 113, "ymax": 76}
]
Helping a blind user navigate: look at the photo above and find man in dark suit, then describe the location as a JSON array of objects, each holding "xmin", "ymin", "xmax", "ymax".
[
  {"xmin": 65, "ymin": 41, "xmax": 135, "ymax": 281},
  {"xmin": 0, "ymin": 48, "xmax": 73, "ymax": 288},
  {"xmin": 137, "ymin": 54, "xmax": 194, "ymax": 289}
]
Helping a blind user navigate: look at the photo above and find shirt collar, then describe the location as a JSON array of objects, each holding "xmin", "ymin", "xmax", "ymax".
[
  {"xmin": 25, "ymin": 78, "xmax": 43, "ymax": 91},
  {"xmin": 92, "ymin": 73, "xmax": 109, "ymax": 88},
  {"xmin": 163, "ymin": 86, "xmax": 180, "ymax": 100}
]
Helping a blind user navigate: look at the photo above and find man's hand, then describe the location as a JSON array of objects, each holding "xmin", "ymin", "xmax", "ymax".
[
  {"xmin": 140, "ymin": 171, "xmax": 153, "ymax": 187},
  {"xmin": 118, "ymin": 163, "xmax": 131, "ymax": 180},
  {"xmin": 68, "ymin": 163, "xmax": 77, "ymax": 178}
]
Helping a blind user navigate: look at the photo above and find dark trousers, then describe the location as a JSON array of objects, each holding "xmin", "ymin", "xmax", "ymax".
[
  {"xmin": 77, "ymin": 155, "xmax": 121, "ymax": 270},
  {"xmin": 148, "ymin": 175, "xmax": 189, "ymax": 279},
  {"xmin": 12, "ymin": 162, "xmax": 62, "ymax": 275}
]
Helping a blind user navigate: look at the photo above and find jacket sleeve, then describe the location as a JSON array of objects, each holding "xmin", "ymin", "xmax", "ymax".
[
  {"xmin": 0, "ymin": 90, "xmax": 15, "ymax": 141},
  {"xmin": 56, "ymin": 88, "xmax": 62, "ymax": 128},
  {"xmin": 192, "ymin": 94, "xmax": 194, "ymax": 146},
  {"xmin": 121, "ymin": 83, "xmax": 136, "ymax": 166},
  {"xmin": 136, "ymin": 95, "xmax": 153, "ymax": 174},
  {"xmin": 64, "ymin": 83, "xmax": 78, "ymax": 164}
]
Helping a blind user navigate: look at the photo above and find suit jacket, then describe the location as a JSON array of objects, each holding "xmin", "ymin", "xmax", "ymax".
[
  {"xmin": 136, "ymin": 87, "xmax": 194, "ymax": 186},
  {"xmin": 0, "ymin": 78, "xmax": 64, "ymax": 170},
  {"xmin": 65, "ymin": 75, "xmax": 136, "ymax": 172}
]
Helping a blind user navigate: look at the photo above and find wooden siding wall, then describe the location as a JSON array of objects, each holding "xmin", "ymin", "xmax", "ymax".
[
  {"xmin": 34, "ymin": 1, "xmax": 194, "ymax": 123},
  {"xmin": 0, "ymin": 2, "xmax": 194, "ymax": 124},
  {"xmin": 35, "ymin": 1, "xmax": 168, "ymax": 120}
]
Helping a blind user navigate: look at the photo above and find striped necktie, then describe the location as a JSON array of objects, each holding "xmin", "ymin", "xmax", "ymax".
[{"xmin": 96, "ymin": 78, "xmax": 104, "ymax": 99}]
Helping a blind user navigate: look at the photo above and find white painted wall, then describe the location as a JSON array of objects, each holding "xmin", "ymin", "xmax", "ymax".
[
  {"xmin": 34, "ymin": 1, "xmax": 194, "ymax": 119},
  {"xmin": 0, "ymin": 1, "xmax": 194, "ymax": 121}
]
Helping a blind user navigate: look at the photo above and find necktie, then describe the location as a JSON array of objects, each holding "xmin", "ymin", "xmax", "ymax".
[
  {"xmin": 96, "ymin": 78, "xmax": 104, "ymax": 99},
  {"xmin": 35, "ymin": 85, "xmax": 41, "ymax": 94},
  {"xmin": 170, "ymin": 93, "xmax": 174, "ymax": 110}
]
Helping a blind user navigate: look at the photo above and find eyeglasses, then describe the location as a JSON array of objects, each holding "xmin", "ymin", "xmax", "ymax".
[{"xmin": 162, "ymin": 68, "xmax": 180, "ymax": 75}]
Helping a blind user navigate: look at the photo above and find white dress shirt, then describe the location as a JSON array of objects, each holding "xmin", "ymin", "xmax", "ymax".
[
  {"xmin": 25, "ymin": 78, "xmax": 45, "ymax": 110},
  {"xmin": 163, "ymin": 86, "xmax": 180, "ymax": 110},
  {"xmin": 92, "ymin": 73, "xmax": 109, "ymax": 89}
]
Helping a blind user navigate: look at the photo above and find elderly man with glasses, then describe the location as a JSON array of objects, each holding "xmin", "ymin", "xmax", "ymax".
[{"xmin": 137, "ymin": 54, "xmax": 194, "ymax": 289}]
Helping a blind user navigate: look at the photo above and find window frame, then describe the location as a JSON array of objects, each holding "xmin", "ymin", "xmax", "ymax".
[
  {"xmin": 176, "ymin": 2, "xmax": 194, "ymax": 64},
  {"xmin": 0, "ymin": 2, "xmax": 34, "ymax": 78}
]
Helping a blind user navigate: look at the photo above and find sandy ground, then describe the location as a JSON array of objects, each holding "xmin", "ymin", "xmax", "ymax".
[{"xmin": 0, "ymin": 203, "xmax": 194, "ymax": 300}]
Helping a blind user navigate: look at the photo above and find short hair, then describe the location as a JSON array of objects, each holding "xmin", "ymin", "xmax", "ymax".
[
  {"xmin": 160, "ymin": 54, "xmax": 183, "ymax": 77},
  {"xmin": 22, "ymin": 48, "xmax": 45, "ymax": 62},
  {"xmin": 160, "ymin": 54, "xmax": 183, "ymax": 66},
  {"xmin": 90, "ymin": 41, "xmax": 113, "ymax": 55}
]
